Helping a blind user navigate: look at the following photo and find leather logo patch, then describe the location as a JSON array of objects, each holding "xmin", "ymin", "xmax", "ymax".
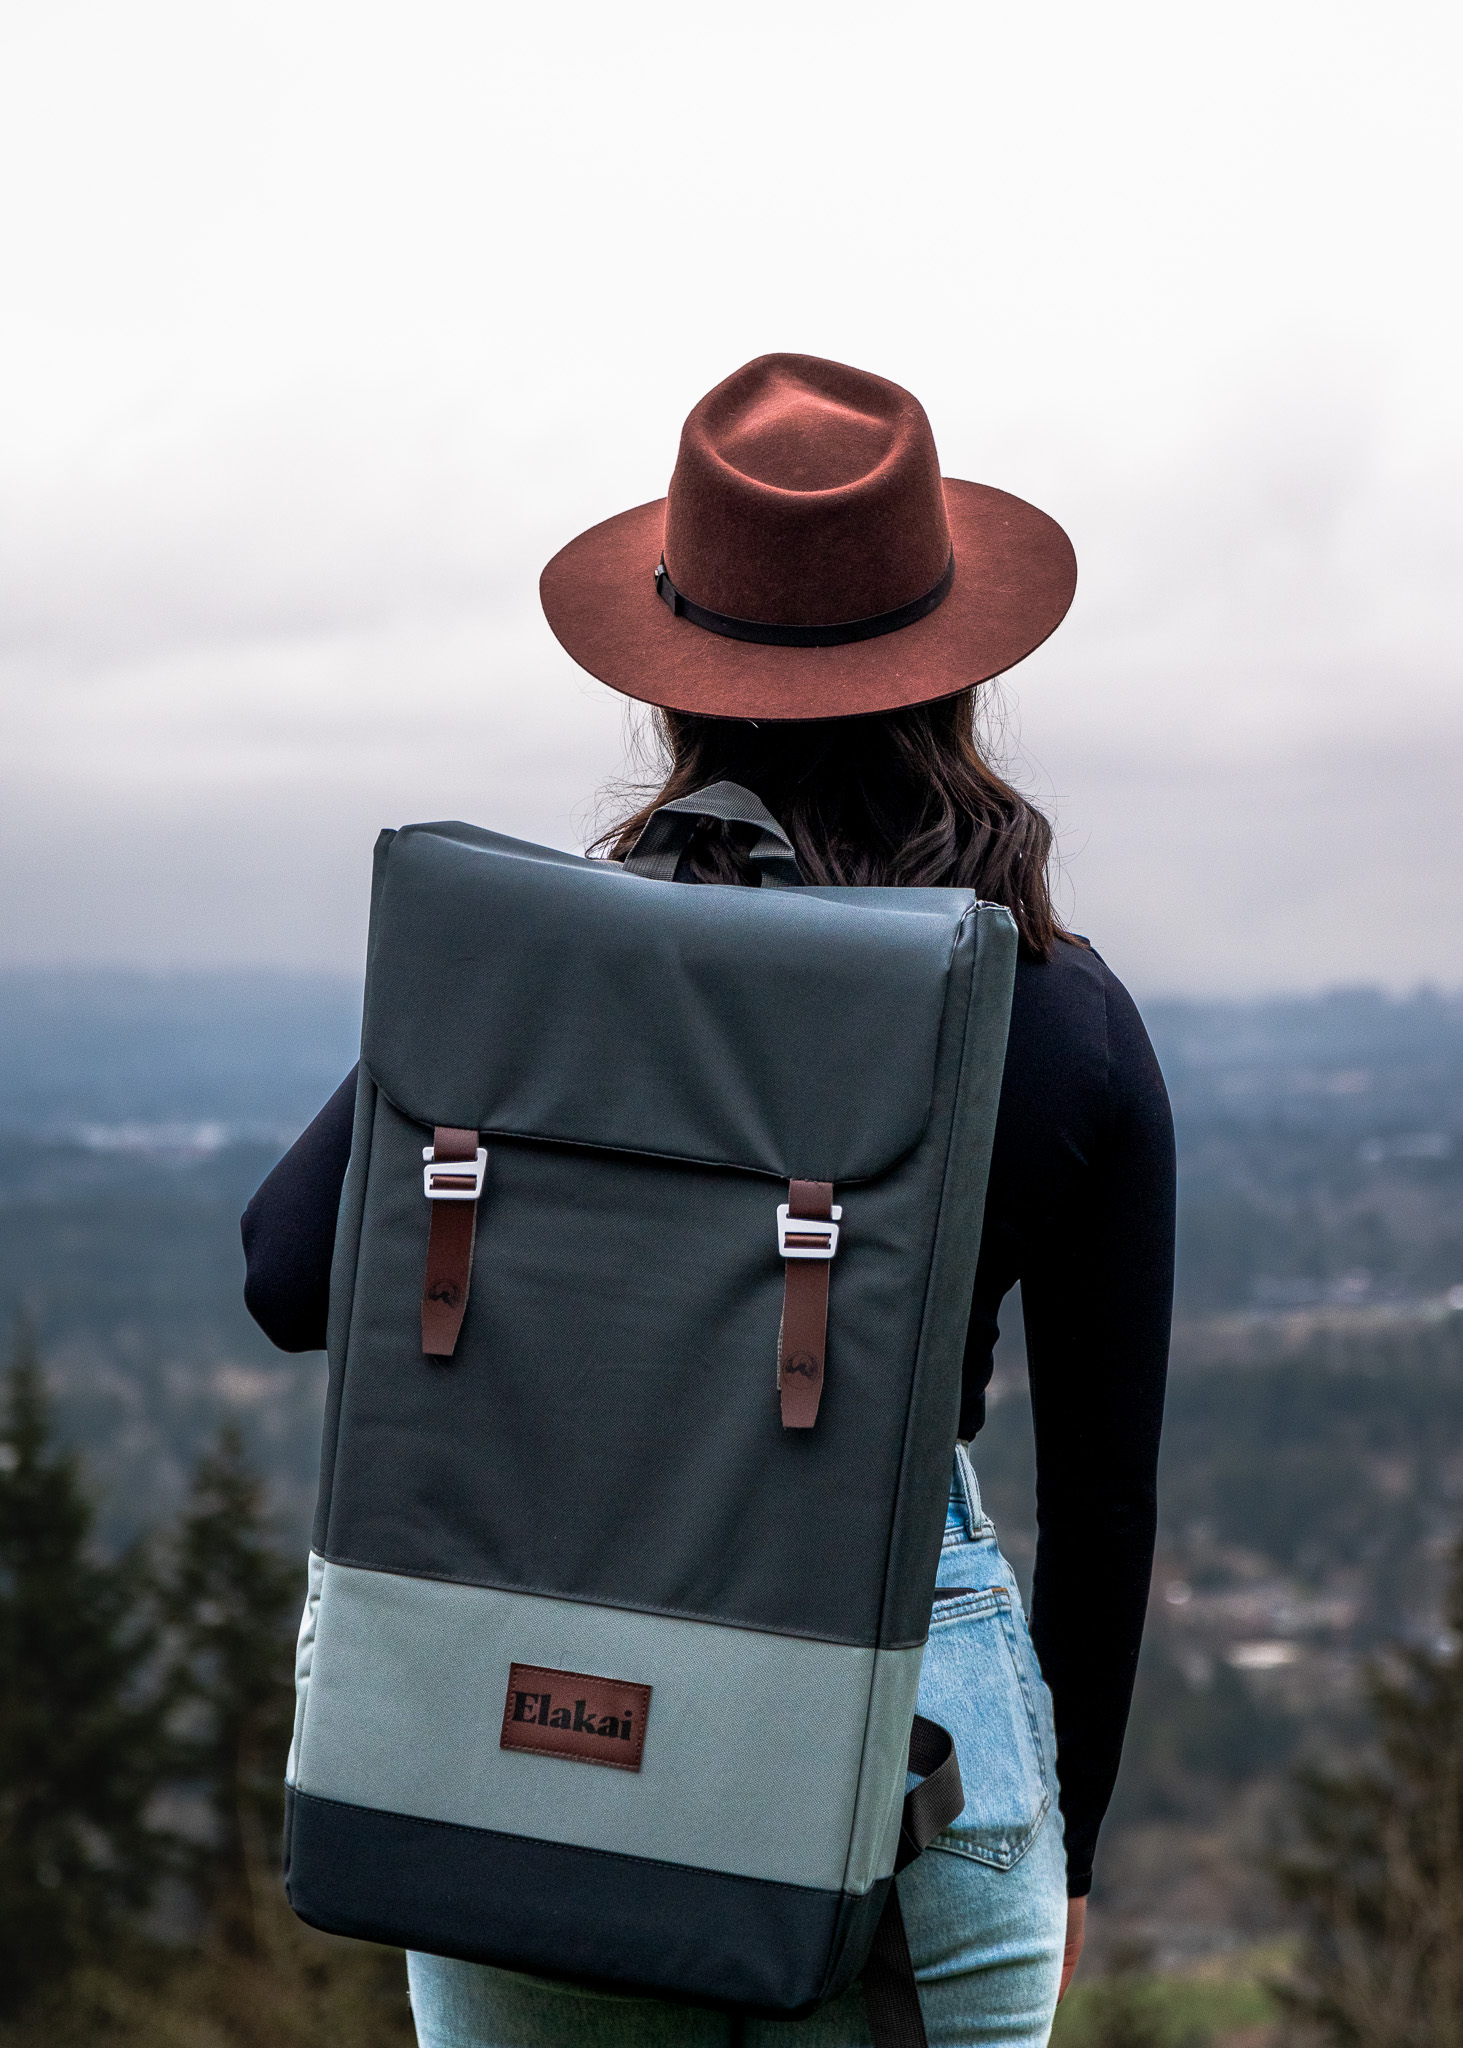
[{"xmin": 500, "ymin": 1662, "xmax": 651, "ymax": 1772}]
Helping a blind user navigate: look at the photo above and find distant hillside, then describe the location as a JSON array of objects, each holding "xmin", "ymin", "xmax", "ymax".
[
  {"xmin": 4, "ymin": 970, "xmax": 1460, "ymax": 1317},
  {"xmin": 0, "ymin": 968, "xmax": 360, "ymax": 1133},
  {"xmin": 5, "ymin": 968, "xmax": 1460, "ymax": 1143},
  {"xmin": 1144, "ymin": 987, "xmax": 1463, "ymax": 1312},
  {"xmin": 0, "ymin": 970, "xmax": 362, "ymax": 1543}
]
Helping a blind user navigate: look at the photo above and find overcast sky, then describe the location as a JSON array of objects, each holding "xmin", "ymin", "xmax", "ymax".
[{"xmin": 2, "ymin": 0, "xmax": 1459, "ymax": 996}]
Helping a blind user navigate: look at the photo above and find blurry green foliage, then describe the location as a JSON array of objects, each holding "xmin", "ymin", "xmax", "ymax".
[
  {"xmin": 0, "ymin": 1896, "xmax": 414, "ymax": 2047},
  {"xmin": 0, "ymin": 1323, "xmax": 413, "ymax": 2040},
  {"xmin": 1277, "ymin": 1539, "xmax": 1463, "ymax": 2046},
  {"xmin": 0, "ymin": 1319, "xmax": 167, "ymax": 2011},
  {"xmin": 161, "ymin": 1424, "xmax": 301, "ymax": 1952},
  {"xmin": 1051, "ymin": 1946, "xmax": 1278, "ymax": 2047}
]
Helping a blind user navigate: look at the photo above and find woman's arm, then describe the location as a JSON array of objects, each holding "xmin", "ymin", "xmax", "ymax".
[
  {"xmin": 1023, "ymin": 969, "xmax": 1175, "ymax": 1896},
  {"xmin": 241, "ymin": 1066, "xmax": 359, "ymax": 1351}
]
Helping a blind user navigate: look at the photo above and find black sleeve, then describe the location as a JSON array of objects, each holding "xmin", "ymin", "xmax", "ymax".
[
  {"xmin": 241, "ymin": 1066, "xmax": 359, "ymax": 1352},
  {"xmin": 1023, "ymin": 974, "xmax": 1175, "ymax": 1896}
]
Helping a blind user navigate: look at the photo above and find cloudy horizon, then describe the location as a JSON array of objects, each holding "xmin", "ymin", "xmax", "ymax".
[{"xmin": 3, "ymin": 0, "xmax": 1459, "ymax": 999}]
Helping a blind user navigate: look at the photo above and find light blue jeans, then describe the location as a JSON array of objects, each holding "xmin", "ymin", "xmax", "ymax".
[{"xmin": 409, "ymin": 1446, "xmax": 1066, "ymax": 2047}]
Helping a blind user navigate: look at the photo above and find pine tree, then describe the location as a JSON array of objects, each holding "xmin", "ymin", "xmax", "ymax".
[
  {"xmin": 162, "ymin": 1425, "xmax": 301, "ymax": 1955},
  {"xmin": 0, "ymin": 1318, "xmax": 165, "ymax": 2013},
  {"xmin": 1278, "ymin": 1536, "xmax": 1463, "ymax": 2046}
]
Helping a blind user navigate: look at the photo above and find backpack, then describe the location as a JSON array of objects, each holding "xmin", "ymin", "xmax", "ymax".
[{"xmin": 282, "ymin": 783, "xmax": 1017, "ymax": 2046}]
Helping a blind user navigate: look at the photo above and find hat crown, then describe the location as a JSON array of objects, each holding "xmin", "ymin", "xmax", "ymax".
[
  {"xmin": 709, "ymin": 361, "xmax": 894, "ymax": 492},
  {"xmin": 663, "ymin": 355, "xmax": 952, "ymax": 629}
]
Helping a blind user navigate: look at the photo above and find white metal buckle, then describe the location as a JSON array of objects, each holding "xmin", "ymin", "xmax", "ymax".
[
  {"xmin": 422, "ymin": 1144, "xmax": 488, "ymax": 1201},
  {"xmin": 777, "ymin": 1204, "xmax": 842, "ymax": 1260}
]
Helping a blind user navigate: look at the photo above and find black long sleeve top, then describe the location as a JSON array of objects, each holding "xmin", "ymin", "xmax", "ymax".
[{"xmin": 241, "ymin": 933, "xmax": 1173, "ymax": 1896}]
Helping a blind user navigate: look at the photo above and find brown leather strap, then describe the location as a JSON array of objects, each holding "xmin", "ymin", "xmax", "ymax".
[
  {"xmin": 778, "ymin": 1178, "xmax": 833, "ymax": 1429},
  {"xmin": 421, "ymin": 1126, "xmax": 482, "ymax": 1358}
]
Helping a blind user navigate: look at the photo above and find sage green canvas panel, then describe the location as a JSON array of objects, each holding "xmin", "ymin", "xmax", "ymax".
[
  {"xmin": 361, "ymin": 823, "xmax": 974, "ymax": 1184},
  {"xmin": 291, "ymin": 1558, "xmax": 922, "ymax": 1896}
]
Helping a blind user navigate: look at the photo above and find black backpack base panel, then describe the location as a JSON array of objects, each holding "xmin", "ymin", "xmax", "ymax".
[{"xmin": 286, "ymin": 1788, "xmax": 887, "ymax": 2018}]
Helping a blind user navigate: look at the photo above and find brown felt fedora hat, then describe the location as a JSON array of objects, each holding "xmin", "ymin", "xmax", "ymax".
[{"xmin": 540, "ymin": 353, "xmax": 1077, "ymax": 721}]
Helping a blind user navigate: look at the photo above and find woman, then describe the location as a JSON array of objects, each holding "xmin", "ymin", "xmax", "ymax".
[{"xmin": 244, "ymin": 354, "xmax": 1174, "ymax": 2047}]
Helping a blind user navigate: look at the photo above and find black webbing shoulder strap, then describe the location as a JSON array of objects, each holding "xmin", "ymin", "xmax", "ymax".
[{"xmin": 861, "ymin": 1714, "xmax": 965, "ymax": 2048}]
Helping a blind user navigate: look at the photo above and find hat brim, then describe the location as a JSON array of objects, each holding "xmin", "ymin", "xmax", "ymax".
[{"xmin": 539, "ymin": 480, "xmax": 1076, "ymax": 721}]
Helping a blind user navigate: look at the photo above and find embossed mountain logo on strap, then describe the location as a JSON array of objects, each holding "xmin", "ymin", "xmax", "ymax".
[{"xmin": 500, "ymin": 1662, "xmax": 651, "ymax": 1771}]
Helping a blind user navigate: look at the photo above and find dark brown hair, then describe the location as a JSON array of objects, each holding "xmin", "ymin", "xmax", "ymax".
[{"xmin": 594, "ymin": 690, "xmax": 1070, "ymax": 961}]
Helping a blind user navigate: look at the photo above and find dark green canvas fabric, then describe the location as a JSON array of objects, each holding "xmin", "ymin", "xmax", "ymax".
[
  {"xmin": 315, "ymin": 825, "xmax": 1016, "ymax": 1648},
  {"xmin": 363, "ymin": 822, "xmax": 964, "ymax": 1180}
]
